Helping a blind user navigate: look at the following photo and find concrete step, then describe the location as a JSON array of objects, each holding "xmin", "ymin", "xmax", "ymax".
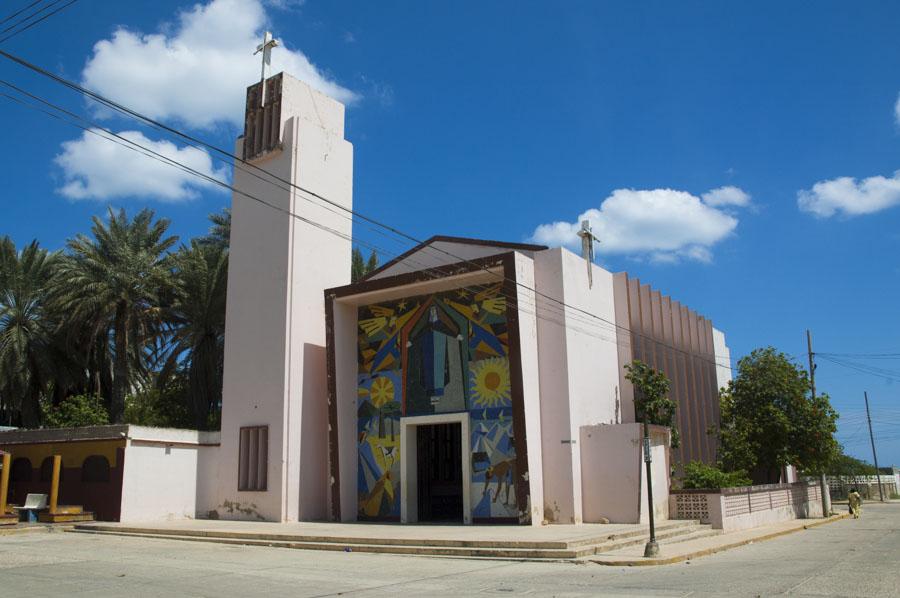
[
  {"xmin": 587, "ymin": 522, "xmax": 715, "ymax": 555},
  {"xmin": 39, "ymin": 512, "xmax": 94, "ymax": 523},
  {"xmin": 73, "ymin": 519, "xmax": 703, "ymax": 551},
  {"xmin": 69, "ymin": 528, "xmax": 592, "ymax": 559},
  {"xmin": 70, "ymin": 520, "xmax": 714, "ymax": 561}
]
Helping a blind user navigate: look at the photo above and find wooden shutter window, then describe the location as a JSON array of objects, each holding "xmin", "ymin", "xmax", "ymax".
[{"xmin": 238, "ymin": 426, "xmax": 268, "ymax": 491}]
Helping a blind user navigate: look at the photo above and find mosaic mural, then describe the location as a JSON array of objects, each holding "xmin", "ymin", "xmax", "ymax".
[{"xmin": 356, "ymin": 284, "xmax": 518, "ymax": 521}]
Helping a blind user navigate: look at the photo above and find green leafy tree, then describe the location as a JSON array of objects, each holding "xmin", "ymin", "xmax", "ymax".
[
  {"xmin": 624, "ymin": 360, "xmax": 679, "ymax": 448},
  {"xmin": 50, "ymin": 208, "xmax": 177, "ymax": 423},
  {"xmin": 718, "ymin": 347, "xmax": 839, "ymax": 483},
  {"xmin": 124, "ymin": 381, "xmax": 193, "ymax": 429},
  {"xmin": 43, "ymin": 393, "xmax": 109, "ymax": 428},
  {"xmin": 827, "ymin": 452, "xmax": 879, "ymax": 477},
  {"xmin": 0, "ymin": 238, "xmax": 57, "ymax": 427},
  {"xmin": 350, "ymin": 247, "xmax": 378, "ymax": 283},
  {"xmin": 157, "ymin": 241, "xmax": 228, "ymax": 429},
  {"xmin": 681, "ymin": 461, "xmax": 751, "ymax": 490}
]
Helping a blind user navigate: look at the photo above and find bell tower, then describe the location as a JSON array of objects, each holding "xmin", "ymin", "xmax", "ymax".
[{"xmin": 214, "ymin": 66, "xmax": 353, "ymax": 521}]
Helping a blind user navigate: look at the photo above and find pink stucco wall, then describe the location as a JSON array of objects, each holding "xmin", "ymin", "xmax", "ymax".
[
  {"xmin": 533, "ymin": 248, "xmax": 621, "ymax": 524},
  {"xmin": 580, "ymin": 423, "xmax": 670, "ymax": 524}
]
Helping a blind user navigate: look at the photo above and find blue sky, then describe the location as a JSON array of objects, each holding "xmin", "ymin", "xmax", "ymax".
[{"xmin": 2, "ymin": 0, "xmax": 900, "ymax": 466}]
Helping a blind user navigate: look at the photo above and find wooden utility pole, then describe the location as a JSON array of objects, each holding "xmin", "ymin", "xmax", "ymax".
[
  {"xmin": 807, "ymin": 330, "xmax": 832, "ymax": 516},
  {"xmin": 864, "ymin": 391, "xmax": 885, "ymax": 502}
]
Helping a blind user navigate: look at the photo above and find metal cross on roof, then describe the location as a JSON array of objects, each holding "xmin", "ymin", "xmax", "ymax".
[
  {"xmin": 254, "ymin": 31, "xmax": 279, "ymax": 106},
  {"xmin": 576, "ymin": 219, "xmax": 601, "ymax": 288}
]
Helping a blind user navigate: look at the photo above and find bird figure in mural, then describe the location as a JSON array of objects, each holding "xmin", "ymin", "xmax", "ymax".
[
  {"xmin": 359, "ymin": 305, "xmax": 398, "ymax": 337},
  {"xmin": 474, "ymin": 284, "xmax": 506, "ymax": 315},
  {"xmin": 380, "ymin": 445, "xmax": 397, "ymax": 467}
]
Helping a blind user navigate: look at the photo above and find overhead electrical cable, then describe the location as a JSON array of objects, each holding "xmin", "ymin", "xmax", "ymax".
[
  {"xmin": 0, "ymin": 0, "xmax": 45, "ymax": 25},
  {"xmin": 0, "ymin": 0, "xmax": 77, "ymax": 44},
  {"xmin": 0, "ymin": 54, "xmax": 741, "ymax": 371}
]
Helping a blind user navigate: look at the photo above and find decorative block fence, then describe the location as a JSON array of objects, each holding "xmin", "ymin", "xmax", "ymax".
[
  {"xmin": 670, "ymin": 482, "xmax": 823, "ymax": 532},
  {"xmin": 819, "ymin": 475, "xmax": 899, "ymax": 500}
]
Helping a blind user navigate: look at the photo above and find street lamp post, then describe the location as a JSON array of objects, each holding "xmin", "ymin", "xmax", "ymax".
[{"xmin": 643, "ymin": 420, "xmax": 659, "ymax": 557}]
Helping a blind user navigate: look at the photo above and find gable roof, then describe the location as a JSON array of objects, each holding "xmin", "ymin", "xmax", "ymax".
[{"xmin": 361, "ymin": 235, "xmax": 548, "ymax": 282}]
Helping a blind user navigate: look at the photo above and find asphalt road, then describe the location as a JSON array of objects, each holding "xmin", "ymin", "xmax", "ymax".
[{"xmin": 1, "ymin": 502, "xmax": 898, "ymax": 597}]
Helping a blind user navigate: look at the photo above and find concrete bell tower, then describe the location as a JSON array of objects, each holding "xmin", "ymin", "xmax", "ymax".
[{"xmin": 214, "ymin": 70, "xmax": 353, "ymax": 522}]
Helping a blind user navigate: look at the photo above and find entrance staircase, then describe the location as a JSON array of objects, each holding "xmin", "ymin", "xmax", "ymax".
[
  {"xmin": 70, "ymin": 519, "xmax": 717, "ymax": 560},
  {"xmin": 39, "ymin": 506, "xmax": 94, "ymax": 524}
]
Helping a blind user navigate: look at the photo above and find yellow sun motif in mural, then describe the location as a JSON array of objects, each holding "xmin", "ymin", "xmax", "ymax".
[
  {"xmin": 471, "ymin": 358, "xmax": 511, "ymax": 407},
  {"xmin": 369, "ymin": 376, "xmax": 395, "ymax": 408}
]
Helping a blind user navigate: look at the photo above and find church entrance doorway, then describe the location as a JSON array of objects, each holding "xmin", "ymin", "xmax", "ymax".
[
  {"xmin": 416, "ymin": 423, "xmax": 463, "ymax": 522},
  {"xmin": 400, "ymin": 413, "xmax": 472, "ymax": 524}
]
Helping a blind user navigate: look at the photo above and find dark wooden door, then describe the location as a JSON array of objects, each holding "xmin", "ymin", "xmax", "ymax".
[{"xmin": 416, "ymin": 423, "xmax": 463, "ymax": 521}]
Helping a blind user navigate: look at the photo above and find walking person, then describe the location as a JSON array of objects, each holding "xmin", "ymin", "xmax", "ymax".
[{"xmin": 848, "ymin": 487, "xmax": 862, "ymax": 519}]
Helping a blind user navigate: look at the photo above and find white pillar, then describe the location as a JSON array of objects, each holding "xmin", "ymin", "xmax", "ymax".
[{"xmin": 215, "ymin": 73, "xmax": 353, "ymax": 522}]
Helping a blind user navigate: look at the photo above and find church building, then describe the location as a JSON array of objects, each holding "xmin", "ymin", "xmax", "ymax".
[
  {"xmin": 1, "ymin": 64, "xmax": 731, "ymax": 528},
  {"xmin": 212, "ymin": 66, "xmax": 731, "ymax": 526}
]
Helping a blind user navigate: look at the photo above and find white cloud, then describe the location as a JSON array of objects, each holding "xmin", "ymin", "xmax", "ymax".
[
  {"xmin": 55, "ymin": 129, "xmax": 228, "ymax": 201},
  {"xmin": 701, "ymin": 185, "xmax": 751, "ymax": 208},
  {"xmin": 530, "ymin": 187, "xmax": 748, "ymax": 263},
  {"xmin": 81, "ymin": 0, "xmax": 358, "ymax": 130},
  {"xmin": 797, "ymin": 171, "xmax": 900, "ymax": 218},
  {"xmin": 895, "ymin": 92, "xmax": 900, "ymax": 125},
  {"xmin": 265, "ymin": 0, "xmax": 305, "ymax": 9}
]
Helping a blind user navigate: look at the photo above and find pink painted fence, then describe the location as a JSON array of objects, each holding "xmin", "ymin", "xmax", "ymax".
[{"xmin": 671, "ymin": 482, "xmax": 823, "ymax": 532}]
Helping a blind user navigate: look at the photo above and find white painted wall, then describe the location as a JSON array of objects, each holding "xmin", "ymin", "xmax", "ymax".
[
  {"xmin": 533, "ymin": 248, "xmax": 620, "ymax": 524},
  {"xmin": 217, "ymin": 73, "xmax": 352, "ymax": 522},
  {"xmin": 119, "ymin": 428, "xmax": 220, "ymax": 523},
  {"xmin": 368, "ymin": 241, "xmax": 539, "ymax": 280},
  {"xmin": 712, "ymin": 327, "xmax": 732, "ymax": 391},
  {"xmin": 513, "ymin": 252, "xmax": 545, "ymax": 526},
  {"xmin": 333, "ymin": 300, "xmax": 358, "ymax": 522}
]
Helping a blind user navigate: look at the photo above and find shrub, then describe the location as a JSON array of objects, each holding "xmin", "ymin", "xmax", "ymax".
[
  {"xmin": 682, "ymin": 461, "xmax": 752, "ymax": 490},
  {"xmin": 124, "ymin": 386, "xmax": 193, "ymax": 429},
  {"xmin": 43, "ymin": 394, "xmax": 109, "ymax": 428}
]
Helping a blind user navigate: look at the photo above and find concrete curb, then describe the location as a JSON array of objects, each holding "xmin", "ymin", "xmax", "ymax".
[
  {"xmin": 590, "ymin": 513, "xmax": 851, "ymax": 567},
  {"xmin": 0, "ymin": 524, "xmax": 69, "ymax": 537}
]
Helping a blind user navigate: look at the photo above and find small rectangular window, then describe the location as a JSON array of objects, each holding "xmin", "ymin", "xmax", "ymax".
[{"xmin": 238, "ymin": 426, "xmax": 268, "ymax": 491}]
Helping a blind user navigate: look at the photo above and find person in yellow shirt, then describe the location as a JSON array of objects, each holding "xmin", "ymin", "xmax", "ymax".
[{"xmin": 848, "ymin": 488, "xmax": 862, "ymax": 519}]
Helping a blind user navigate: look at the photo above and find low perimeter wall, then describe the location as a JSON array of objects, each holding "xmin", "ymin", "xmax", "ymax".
[
  {"xmin": 670, "ymin": 482, "xmax": 823, "ymax": 532},
  {"xmin": 822, "ymin": 475, "xmax": 899, "ymax": 500}
]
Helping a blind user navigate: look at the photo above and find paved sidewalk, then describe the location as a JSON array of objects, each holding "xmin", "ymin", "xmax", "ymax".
[
  {"xmin": 3, "ymin": 504, "xmax": 898, "ymax": 597},
  {"xmin": 592, "ymin": 512, "xmax": 850, "ymax": 565}
]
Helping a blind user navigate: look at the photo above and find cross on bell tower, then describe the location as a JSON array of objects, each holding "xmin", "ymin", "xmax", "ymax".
[{"xmin": 254, "ymin": 31, "xmax": 279, "ymax": 106}]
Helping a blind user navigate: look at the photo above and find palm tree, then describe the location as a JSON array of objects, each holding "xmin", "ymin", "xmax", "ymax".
[
  {"xmin": 0, "ymin": 238, "xmax": 57, "ymax": 427},
  {"xmin": 157, "ymin": 241, "xmax": 228, "ymax": 429},
  {"xmin": 51, "ymin": 208, "xmax": 177, "ymax": 423},
  {"xmin": 203, "ymin": 207, "xmax": 231, "ymax": 248}
]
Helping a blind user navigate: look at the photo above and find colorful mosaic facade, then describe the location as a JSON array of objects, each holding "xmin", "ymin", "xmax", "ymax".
[{"xmin": 356, "ymin": 284, "xmax": 518, "ymax": 521}]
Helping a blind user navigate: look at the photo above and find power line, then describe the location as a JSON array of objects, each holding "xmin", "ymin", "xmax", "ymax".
[
  {"xmin": 816, "ymin": 355, "xmax": 900, "ymax": 383},
  {"xmin": 0, "ymin": 0, "xmax": 45, "ymax": 25},
  {"xmin": 0, "ymin": 81, "xmax": 632, "ymax": 358},
  {"xmin": 0, "ymin": 52, "xmax": 740, "ymax": 372},
  {"xmin": 0, "ymin": 0, "xmax": 77, "ymax": 44}
]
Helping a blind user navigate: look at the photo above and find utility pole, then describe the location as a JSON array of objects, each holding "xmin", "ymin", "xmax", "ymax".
[
  {"xmin": 864, "ymin": 391, "xmax": 885, "ymax": 502},
  {"xmin": 642, "ymin": 419, "xmax": 659, "ymax": 557},
  {"xmin": 807, "ymin": 330, "xmax": 832, "ymax": 516}
]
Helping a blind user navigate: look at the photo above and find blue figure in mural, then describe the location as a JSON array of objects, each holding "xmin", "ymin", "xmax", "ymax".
[{"xmin": 406, "ymin": 304, "xmax": 467, "ymax": 415}]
